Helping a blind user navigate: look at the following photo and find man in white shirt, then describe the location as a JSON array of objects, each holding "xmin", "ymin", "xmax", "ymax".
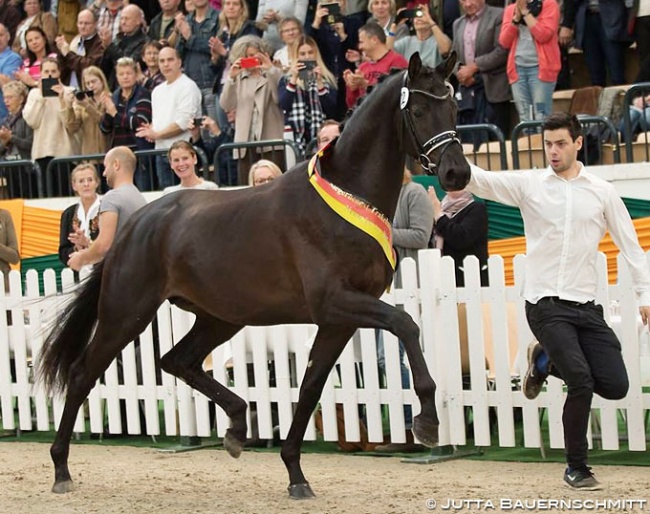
[
  {"xmin": 135, "ymin": 46, "xmax": 201, "ymax": 189},
  {"xmin": 467, "ymin": 113, "xmax": 650, "ymax": 491}
]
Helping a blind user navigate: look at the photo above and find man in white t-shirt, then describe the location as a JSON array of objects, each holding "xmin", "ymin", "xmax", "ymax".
[{"xmin": 135, "ymin": 46, "xmax": 201, "ymax": 189}]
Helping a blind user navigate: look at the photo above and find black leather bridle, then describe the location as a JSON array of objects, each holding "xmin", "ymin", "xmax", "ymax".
[{"xmin": 400, "ymin": 71, "xmax": 461, "ymax": 175}]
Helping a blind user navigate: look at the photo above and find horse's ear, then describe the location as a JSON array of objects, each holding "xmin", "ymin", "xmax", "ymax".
[
  {"xmin": 435, "ymin": 51, "xmax": 457, "ymax": 80},
  {"xmin": 408, "ymin": 52, "xmax": 423, "ymax": 80}
]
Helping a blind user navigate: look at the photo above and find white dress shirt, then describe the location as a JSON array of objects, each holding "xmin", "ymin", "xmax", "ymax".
[{"xmin": 467, "ymin": 164, "xmax": 650, "ymax": 306}]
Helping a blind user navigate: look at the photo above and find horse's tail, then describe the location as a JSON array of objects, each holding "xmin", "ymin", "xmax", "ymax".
[{"xmin": 38, "ymin": 261, "xmax": 104, "ymax": 395}]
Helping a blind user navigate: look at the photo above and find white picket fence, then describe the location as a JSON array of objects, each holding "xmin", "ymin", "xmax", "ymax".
[{"xmin": 1, "ymin": 250, "xmax": 649, "ymax": 451}]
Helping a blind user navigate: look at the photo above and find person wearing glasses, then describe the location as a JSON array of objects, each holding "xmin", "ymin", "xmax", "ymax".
[{"xmin": 248, "ymin": 158, "xmax": 281, "ymax": 186}]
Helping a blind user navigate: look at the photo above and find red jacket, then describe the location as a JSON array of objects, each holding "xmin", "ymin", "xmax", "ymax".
[
  {"xmin": 346, "ymin": 50, "xmax": 408, "ymax": 108},
  {"xmin": 498, "ymin": 0, "xmax": 561, "ymax": 84}
]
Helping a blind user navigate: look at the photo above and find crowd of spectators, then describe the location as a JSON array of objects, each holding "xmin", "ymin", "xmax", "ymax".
[{"xmin": 0, "ymin": 0, "xmax": 649, "ymax": 197}]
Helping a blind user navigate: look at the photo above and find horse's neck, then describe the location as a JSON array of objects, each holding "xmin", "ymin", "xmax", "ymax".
[{"xmin": 326, "ymin": 106, "xmax": 405, "ymax": 220}]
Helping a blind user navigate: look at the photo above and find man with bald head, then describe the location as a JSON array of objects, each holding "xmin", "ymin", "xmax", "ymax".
[
  {"xmin": 68, "ymin": 146, "xmax": 146, "ymax": 271},
  {"xmin": 56, "ymin": 10, "xmax": 104, "ymax": 87},
  {"xmin": 101, "ymin": 4, "xmax": 150, "ymax": 88},
  {"xmin": 136, "ymin": 46, "xmax": 201, "ymax": 189}
]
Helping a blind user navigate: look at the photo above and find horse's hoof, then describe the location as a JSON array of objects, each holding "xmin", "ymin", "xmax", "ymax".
[
  {"xmin": 224, "ymin": 430, "xmax": 244, "ymax": 459},
  {"xmin": 412, "ymin": 416, "xmax": 439, "ymax": 448},
  {"xmin": 52, "ymin": 480, "xmax": 74, "ymax": 494},
  {"xmin": 288, "ymin": 482, "xmax": 316, "ymax": 499}
]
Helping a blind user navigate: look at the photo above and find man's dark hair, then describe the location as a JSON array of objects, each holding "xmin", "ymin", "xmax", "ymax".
[
  {"xmin": 542, "ymin": 112, "xmax": 582, "ymax": 142},
  {"xmin": 360, "ymin": 22, "xmax": 386, "ymax": 45}
]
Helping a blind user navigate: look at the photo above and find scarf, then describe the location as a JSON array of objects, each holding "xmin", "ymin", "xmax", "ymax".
[
  {"xmin": 434, "ymin": 191, "xmax": 474, "ymax": 251},
  {"xmin": 286, "ymin": 79, "xmax": 327, "ymax": 154},
  {"xmin": 74, "ymin": 196, "xmax": 101, "ymax": 241}
]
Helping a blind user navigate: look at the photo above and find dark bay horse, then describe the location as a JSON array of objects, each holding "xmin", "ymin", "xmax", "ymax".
[{"xmin": 38, "ymin": 52, "xmax": 470, "ymax": 499}]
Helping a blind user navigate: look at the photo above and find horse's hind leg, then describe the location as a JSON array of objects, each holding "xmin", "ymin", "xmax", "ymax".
[
  {"xmin": 281, "ymin": 325, "xmax": 355, "ymax": 499},
  {"xmin": 50, "ymin": 313, "xmax": 157, "ymax": 493},
  {"xmin": 159, "ymin": 314, "xmax": 248, "ymax": 457}
]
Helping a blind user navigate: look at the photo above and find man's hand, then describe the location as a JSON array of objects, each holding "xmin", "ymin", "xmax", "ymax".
[
  {"xmin": 175, "ymin": 12, "xmax": 191, "ymax": 39},
  {"xmin": 67, "ymin": 251, "xmax": 85, "ymax": 271},
  {"xmin": 558, "ymin": 26, "xmax": 573, "ymax": 47},
  {"xmin": 55, "ymin": 35, "xmax": 70, "ymax": 56},
  {"xmin": 135, "ymin": 123, "xmax": 157, "ymax": 142},
  {"xmin": 640, "ymin": 306, "xmax": 650, "ymax": 326},
  {"xmin": 456, "ymin": 63, "xmax": 478, "ymax": 85}
]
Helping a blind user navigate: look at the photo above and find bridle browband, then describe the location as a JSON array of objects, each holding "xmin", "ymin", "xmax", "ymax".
[{"xmin": 400, "ymin": 71, "xmax": 461, "ymax": 175}]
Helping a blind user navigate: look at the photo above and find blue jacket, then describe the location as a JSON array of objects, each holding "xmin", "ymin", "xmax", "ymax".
[{"xmin": 564, "ymin": 0, "xmax": 633, "ymax": 47}]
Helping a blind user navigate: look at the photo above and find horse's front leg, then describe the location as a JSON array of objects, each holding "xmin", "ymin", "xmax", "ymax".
[
  {"xmin": 317, "ymin": 290, "xmax": 439, "ymax": 447},
  {"xmin": 281, "ymin": 325, "xmax": 355, "ymax": 499}
]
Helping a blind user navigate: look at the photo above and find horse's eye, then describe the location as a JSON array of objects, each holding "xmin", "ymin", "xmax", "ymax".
[{"xmin": 412, "ymin": 106, "xmax": 424, "ymax": 118}]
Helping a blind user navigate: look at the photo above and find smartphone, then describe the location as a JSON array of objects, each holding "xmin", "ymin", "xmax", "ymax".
[
  {"xmin": 193, "ymin": 117, "xmax": 204, "ymax": 128},
  {"xmin": 240, "ymin": 56, "xmax": 260, "ymax": 69},
  {"xmin": 322, "ymin": 2, "xmax": 343, "ymax": 24},
  {"xmin": 396, "ymin": 8, "xmax": 423, "ymax": 22},
  {"xmin": 298, "ymin": 60, "xmax": 316, "ymax": 82},
  {"xmin": 42, "ymin": 78, "xmax": 58, "ymax": 97}
]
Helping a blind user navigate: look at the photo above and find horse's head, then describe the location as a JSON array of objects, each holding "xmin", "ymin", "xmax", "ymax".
[{"xmin": 400, "ymin": 52, "xmax": 470, "ymax": 191}]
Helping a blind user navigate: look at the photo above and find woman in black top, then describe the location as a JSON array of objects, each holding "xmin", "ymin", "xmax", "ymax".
[
  {"xmin": 58, "ymin": 163, "xmax": 101, "ymax": 266},
  {"xmin": 429, "ymin": 186, "xmax": 489, "ymax": 287}
]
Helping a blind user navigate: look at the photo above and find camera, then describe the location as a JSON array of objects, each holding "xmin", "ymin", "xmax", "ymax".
[
  {"xmin": 240, "ymin": 56, "xmax": 261, "ymax": 69},
  {"xmin": 298, "ymin": 60, "xmax": 316, "ymax": 82},
  {"xmin": 74, "ymin": 89, "xmax": 95, "ymax": 100},
  {"xmin": 322, "ymin": 3, "xmax": 343, "ymax": 24}
]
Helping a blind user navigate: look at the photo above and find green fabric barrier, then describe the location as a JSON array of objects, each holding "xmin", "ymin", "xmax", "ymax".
[
  {"xmin": 21, "ymin": 254, "xmax": 65, "ymax": 294},
  {"xmin": 413, "ymin": 175, "xmax": 650, "ymax": 241}
]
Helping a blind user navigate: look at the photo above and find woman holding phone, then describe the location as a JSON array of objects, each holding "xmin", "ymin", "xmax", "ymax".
[
  {"xmin": 219, "ymin": 35, "xmax": 284, "ymax": 185},
  {"xmin": 23, "ymin": 57, "xmax": 80, "ymax": 197},
  {"xmin": 279, "ymin": 36, "xmax": 337, "ymax": 154},
  {"xmin": 210, "ymin": 0, "xmax": 261, "ymax": 129}
]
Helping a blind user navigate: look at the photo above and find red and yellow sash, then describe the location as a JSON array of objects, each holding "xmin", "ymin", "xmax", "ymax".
[{"xmin": 307, "ymin": 147, "xmax": 396, "ymax": 270}]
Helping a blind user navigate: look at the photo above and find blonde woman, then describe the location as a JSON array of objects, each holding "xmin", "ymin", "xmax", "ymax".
[
  {"xmin": 58, "ymin": 163, "xmax": 101, "ymax": 266},
  {"xmin": 248, "ymin": 159, "xmax": 282, "ymax": 186},
  {"xmin": 280, "ymin": 36, "xmax": 337, "ymax": 154},
  {"xmin": 209, "ymin": 0, "xmax": 261, "ymax": 94},
  {"xmin": 255, "ymin": 0, "xmax": 308, "ymax": 53},
  {"xmin": 368, "ymin": 0, "xmax": 396, "ymax": 35},
  {"xmin": 62, "ymin": 66, "xmax": 111, "ymax": 155}
]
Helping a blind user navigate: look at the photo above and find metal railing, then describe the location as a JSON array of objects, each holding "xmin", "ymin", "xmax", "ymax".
[
  {"xmin": 511, "ymin": 116, "xmax": 620, "ymax": 169},
  {"xmin": 0, "ymin": 159, "xmax": 43, "ymax": 199},
  {"xmin": 213, "ymin": 139, "xmax": 303, "ymax": 186},
  {"xmin": 621, "ymin": 82, "xmax": 650, "ymax": 163},
  {"xmin": 457, "ymin": 124, "xmax": 508, "ymax": 170},
  {"xmin": 44, "ymin": 146, "xmax": 211, "ymax": 197}
]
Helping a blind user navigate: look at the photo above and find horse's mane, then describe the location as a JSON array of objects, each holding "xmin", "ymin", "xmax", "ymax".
[{"xmin": 339, "ymin": 69, "xmax": 405, "ymax": 140}]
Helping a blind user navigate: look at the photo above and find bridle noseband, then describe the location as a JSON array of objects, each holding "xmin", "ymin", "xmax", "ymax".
[{"xmin": 400, "ymin": 71, "xmax": 461, "ymax": 175}]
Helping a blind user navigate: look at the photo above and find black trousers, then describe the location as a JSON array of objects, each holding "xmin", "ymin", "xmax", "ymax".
[{"xmin": 525, "ymin": 297, "xmax": 629, "ymax": 469}]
